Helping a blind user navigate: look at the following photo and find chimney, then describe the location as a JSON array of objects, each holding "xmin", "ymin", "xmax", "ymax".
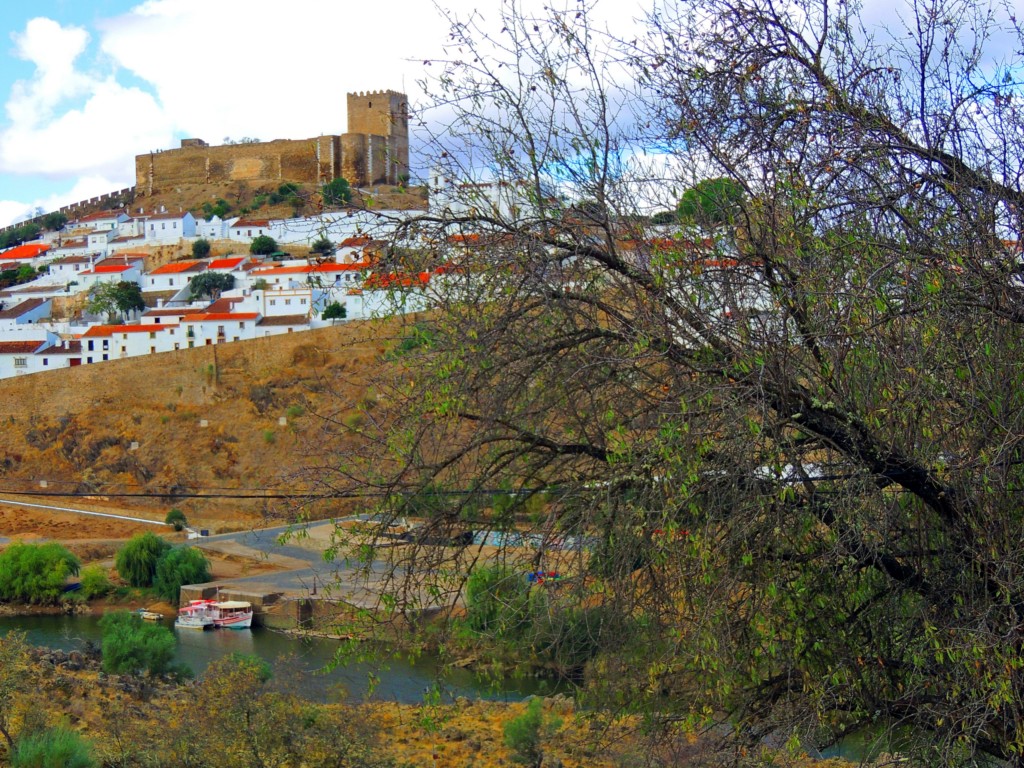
[{"xmin": 63, "ymin": 339, "xmax": 69, "ymax": 349}]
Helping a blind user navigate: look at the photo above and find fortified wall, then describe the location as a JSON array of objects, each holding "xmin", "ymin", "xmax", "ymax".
[{"xmin": 135, "ymin": 90, "xmax": 409, "ymax": 196}]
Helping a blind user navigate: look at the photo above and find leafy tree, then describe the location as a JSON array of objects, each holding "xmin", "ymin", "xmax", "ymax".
[
  {"xmin": 153, "ymin": 547, "xmax": 210, "ymax": 603},
  {"xmin": 249, "ymin": 235, "xmax": 277, "ymax": 256},
  {"xmin": 114, "ymin": 533, "xmax": 170, "ymax": 588},
  {"xmin": 78, "ymin": 565, "xmax": 112, "ymax": 600},
  {"xmin": 191, "ymin": 238, "xmax": 211, "ymax": 259},
  {"xmin": 322, "ymin": 177, "xmax": 352, "ymax": 207},
  {"xmin": 321, "ymin": 301, "xmax": 347, "ymax": 322},
  {"xmin": 14, "ymin": 265, "xmax": 35, "ymax": 283},
  {"xmin": 40, "ymin": 212, "xmax": 67, "ymax": 231},
  {"xmin": 86, "ymin": 281, "xmax": 145, "ymax": 322},
  {"xmin": 11, "ymin": 727, "xmax": 95, "ymax": 768},
  {"xmin": 0, "ymin": 543, "xmax": 80, "ymax": 604},
  {"xmin": 310, "ymin": 237, "xmax": 334, "ymax": 258},
  {"xmin": 98, "ymin": 611, "xmax": 177, "ymax": 676},
  {"xmin": 675, "ymin": 177, "xmax": 745, "ymax": 227},
  {"xmin": 187, "ymin": 272, "xmax": 234, "ymax": 300},
  {"xmin": 320, "ymin": 1, "xmax": 1024, "ymax": 765},
  {"xmin": 164, "ymin": 508, "xmax": 187, "ymax": 531},
  {"xmin": 251, "ymin": 278, "xmax": 269, "ymax": 291},
  {"xmin": 201, "ymin": 199, "xmax": 231, "ymax": 219}
]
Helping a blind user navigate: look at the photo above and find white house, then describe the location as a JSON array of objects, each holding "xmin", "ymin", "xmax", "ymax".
[
  {"xmin": 181, "ymin": 312, "xmax": 261, "ymax": 346},
  {"xmin": 146, "ymin": 260, "xmax": 207, "ymax": 292},
  {"xmin": 75, "ymin": 210, "xmax": 129, "ymax": 232},
  {"xmin": 80, "ymin": 323, "xmax": 182, "ymax": 362},
  {"xmin": 77, "ymin": 263, "xmax": 143, "ymax": 292},
  {"xmin": 0, "ymin": 338, "xmax": 50, "ymax": 378},
  {"xmin": 144, "ymin": 211, "xmax": 197, "ymax": 243},
  {"xmin": 229, "ymin": 218, "xmax": 272, "ymax": 243},
  {"xmin": 0, "ymin": 298, "xmax": 52, "ymax": 329},
  {"xmin": 197, "ymin": 216, "xmax": 237, "ymax": 240}
]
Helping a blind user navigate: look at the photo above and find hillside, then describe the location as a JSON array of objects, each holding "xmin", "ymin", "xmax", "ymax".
[{"xmin": 0, "ymin": 316, "xmax": 417, "ymax": 533}]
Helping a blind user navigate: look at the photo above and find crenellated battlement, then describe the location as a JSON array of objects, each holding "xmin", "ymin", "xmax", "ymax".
[{"xmin": 135, "ymin": 89, "xmax": 410, "ymax": 196}]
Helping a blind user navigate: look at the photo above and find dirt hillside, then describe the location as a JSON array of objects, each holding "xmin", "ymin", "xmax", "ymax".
[{"xmin": 0, "ymin": 316, "xmax": 417, "ymax": 533}]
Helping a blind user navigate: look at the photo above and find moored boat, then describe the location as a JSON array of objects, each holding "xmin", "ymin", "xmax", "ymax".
[
  {"xmin": 175, "ymin": 599, "xmax": 215, "ymax": 630},
  {"xmin": 137, "ymin": 608, "xmax": 164, "ymax": 621},
  {"xmin": 210, "ymin": 600, "xmax": 253, "ymax": 630}
]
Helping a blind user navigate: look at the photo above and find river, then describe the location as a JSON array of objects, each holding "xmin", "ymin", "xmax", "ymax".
[{"xmin": 0, "ymin": 614, "xmax": 558, "ymax": 704}]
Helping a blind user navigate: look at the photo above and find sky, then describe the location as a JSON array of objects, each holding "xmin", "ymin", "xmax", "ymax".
[
  {"xmin": 0, "ymin": 0, "xmax": 491, "ymax": 227},
  {"xmin": 0, "ymin": 1, "xmax": 1015, "ymax": 229}
]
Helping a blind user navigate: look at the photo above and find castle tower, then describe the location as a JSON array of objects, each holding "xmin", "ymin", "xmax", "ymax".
[{"xmin": 344, "ymin": 91, "xmax": 410, "ymax": 186}]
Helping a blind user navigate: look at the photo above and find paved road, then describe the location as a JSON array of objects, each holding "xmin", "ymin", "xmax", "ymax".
[
  {"xmin": 192, "ymin": 520, "xmax": 397, "ymax": 604},
  {"xmin": 0, "ymin": 497, "xmax": 167, "ymax": 526}
]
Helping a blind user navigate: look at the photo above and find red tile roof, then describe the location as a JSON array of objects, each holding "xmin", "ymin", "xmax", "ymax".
[
  {"xmin": 0, "ymin": 341, "xmax": 45, "ymax": 354},
  {"xmin": 149, "ymin": 260, "xmax": 204, "ymax": 275},
  {"xmin": 339, "ymin": 236, "xmax": 370, "ymax": 248},
  {"xmin": 1, "ymin": 243, "xmax": 50, "ymax": 260},
  {"xmin": 0, "ymin": 298, "xmax": 47, "ymax": 319},
  {"xmin": 82, "ymin": 264, "xmax": 133, "ymax": 274},
  {"xmin": 183, "ymin": 312, "xmax": 260, "ymax": 322},
  {"xmin": 82, "ymin": 324, "xmax": 173, "ymax": 337},
  {"xmin": 204, "ymin": 297, "xmax": 241, "ymax": 313},
  {"xmin": 231, "ymin": 218, "xmax": 270, "ymax": 228},
  {"xmin": 38, "ymin": 340, "xmax": 82, "ymax": 355},
  {"xmin": 207, "ymin": 257, "xmax": 246, "ymax": 270},
  {"xmin": 257, "ymin": 314, "xmax": 309, "ymax": 326},
  {"xmin": 78, "ymin": 210, "xmax": 125, "ymax": 222}
]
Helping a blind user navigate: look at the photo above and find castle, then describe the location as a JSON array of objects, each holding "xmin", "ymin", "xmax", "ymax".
[{"xmin": 135, "ymin": 91, "xmax": 410, "ymax": 196}]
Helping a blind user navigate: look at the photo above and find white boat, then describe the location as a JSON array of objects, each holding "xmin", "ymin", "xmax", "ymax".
[
  {"xmin": 210, "ymin": 600, "xmax": 253, "ymax": 630},
  {"xmin": 175, "ymin": 600, "xmax": 215, "ymax": 630}
]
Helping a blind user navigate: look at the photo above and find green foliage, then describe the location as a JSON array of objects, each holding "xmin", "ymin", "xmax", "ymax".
[
  {"xmin": 0, "ymin": 224, "xmax": 41, "ymax": 250},
  {"xmin": 40, "ymin": 212, "xmax": 67, "ymax": 231},
  {"xmin": 191, "ymin": 238, "xmax": 211, "ymax": 259},
  {"xmin": 322, "ymin": 177, "xmax": 352, "ymax": 207},
  {"xmin": 153, "ymin": 547, "xmax": 210, "ymax": 603},
  {"xmin": 650, "ymin": 209, "xmax": 679, "ymax": 225},
  {"xmin": 0, "ymin": 543, "xmax": 80, "ymax": 605},
  {"xmin": 310, "ymin": 237, "xmax": 334, "ymax": 257},
  {"xmin": 99, "ymin": 611, "xmax": 177, "ymax": 676},
  {"xmin": 164, "ymin": 508, "xmax": 187, "ymax": 531},
  {"xmin": 249, "ymin": 235, "xmax": 278, "ymax": 255},
  {"xmin": 187, "ymin": 271, "xmax": 234, "ymax": 300},
  {"xmin": 464, "ymin": 566, "xmax": 530, "ymax": 636},
  {"xmin": 322, "ymin": 301, "xmax": 347, "ymax": 321},
  {"xmin": 11, "ymin": 726, "xmax": 95, "ymax": 768},
  {"xmin": 201, "ymin": 199, "xmax": 231, "ymax": 220},
  {"xmin": 503, "ymin": 698, "xmax": 561, "ymax": 767},
  {"xmin": 251, "ymin": 278, "xmax": 269, "ymax": 291},
  {"xmin": 86, "ymin": 281, "xmax": 145, "ymax": 322},
  {"xmin": 78, "ymin": 565, "xmax": 112, "ymax": 600},
  {"xmin": 676, "ymin": 177, "xmax": 745, "ymax": 227},
  {"xmin": 114, "ymin": 533, "xmax": 171, "ymax": 588}
]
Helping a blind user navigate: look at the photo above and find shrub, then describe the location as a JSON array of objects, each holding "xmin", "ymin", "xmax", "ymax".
[
  {"xmin": 78, "ymin": 565, "xmax": 112, "ymax": 600},
  {"xmin": 191, "ymin": 238, "xmax": 211, "ymax": 259},
  {"xmin": 503, "ymin": 698, "xmax": 561, "ymax": 766},
  {"xmin": 164, "ymin": 508, "xmax": 187, "ymax": 531},
  {"xmin": 322, "ymin": 177, "xmax": 352, "ymax": 206},
  {"xmin": 249, "ymin": 235, "xmax": 278, "ymax": 255},
  {"xmin": 0, "ymin": 543, "xmax": 80, "ymax": 604},
  {"xmin": 114, "ymin": 533, "xmax": 171, "ymax": 588},
  {"xmin": 11, "ymin": 726, "xmax": 95, "ymax": 768},
  {"xmin": 322, "ymin": 302, "xmax": 347, "ymax": 322},
  {"xmin": 464, "ymin": 566, "xmax": 530, "ymax": 636},
  {"xmin": 153, "ymin": 547, "xmax": 210, "ymax": 603},
  {"xmin": 99, "ymin": 611, "xmax": 177, "ymax": 676}
]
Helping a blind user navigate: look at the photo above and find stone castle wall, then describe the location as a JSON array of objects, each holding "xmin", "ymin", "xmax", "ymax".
[{"xmin": 136, "ymin": 90, "xmax": 409, "ymax": 196}]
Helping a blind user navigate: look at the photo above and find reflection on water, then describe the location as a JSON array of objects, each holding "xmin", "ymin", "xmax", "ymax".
[{"xmin": 0, "ymin": 614, "xmax": 558, "ymax": 704}]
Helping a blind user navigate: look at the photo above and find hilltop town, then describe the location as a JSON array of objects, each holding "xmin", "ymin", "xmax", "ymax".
[{"xmin": 0, "ymin": 90, "xmax": 449, "ymax": 379}]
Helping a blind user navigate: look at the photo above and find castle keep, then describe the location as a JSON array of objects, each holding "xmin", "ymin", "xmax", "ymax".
[{"xmin": 135, "ymin": 91, "xmax": 409, "ymax": 196}]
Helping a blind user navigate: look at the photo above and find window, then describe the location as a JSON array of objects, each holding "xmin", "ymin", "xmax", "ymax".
[
  {"xmin": 174, "ymin": 343, "xmax": 180, "ymax": 350},
  {"xmin": 300, "ymin": 298, "xmax": 307, "ymax": 305},
  {"xmin": 87, "ymin": 340, "xmax": 94, "ymax": 351},
  {"xmin": 102, "ymin": 340, "xmax": 109, "ymax": 350},
  {"xmin": 269, "ymin": 299, "xmax": 276, "ymax": 306},
  {"xmin": 13, "ymin": 357, "xmax": 27, "ymax": 368},
  {"xmin": 239, "ymin": 322, "xmax": 245, "ymax": 329},
  {"xmin": 87, "ymin": 356, "xmax": 93, "ymax": 364},
  {"xmin": 169, "ymin": 279, "xmax": 174, "ymax": 286},
  {"xmin": 42, "ymin": 358, "xmax": 48, "ymax": 366},
  {"xmin": 149, "ymin": 331, "xmax": 156, "ymax": 339},
  {"xmin": 123, "ymin": 334, "xmax": 128, "ymax": 340},
  {"xmin": 150, "ymin": 347, "xmax": 156, "ymax": 354},
  {"xmin": 102, "ymin": 354, "xmax": 108, "ymax": 361},
  {"xmin": 285, "ymin": 299, "xmax": 291, "ymax": 306}
]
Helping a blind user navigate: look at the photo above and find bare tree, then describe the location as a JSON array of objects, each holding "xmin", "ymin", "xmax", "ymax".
[{"xmin": 315, "ymin": 0, "xmax": 1024, "ymax": 764}]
